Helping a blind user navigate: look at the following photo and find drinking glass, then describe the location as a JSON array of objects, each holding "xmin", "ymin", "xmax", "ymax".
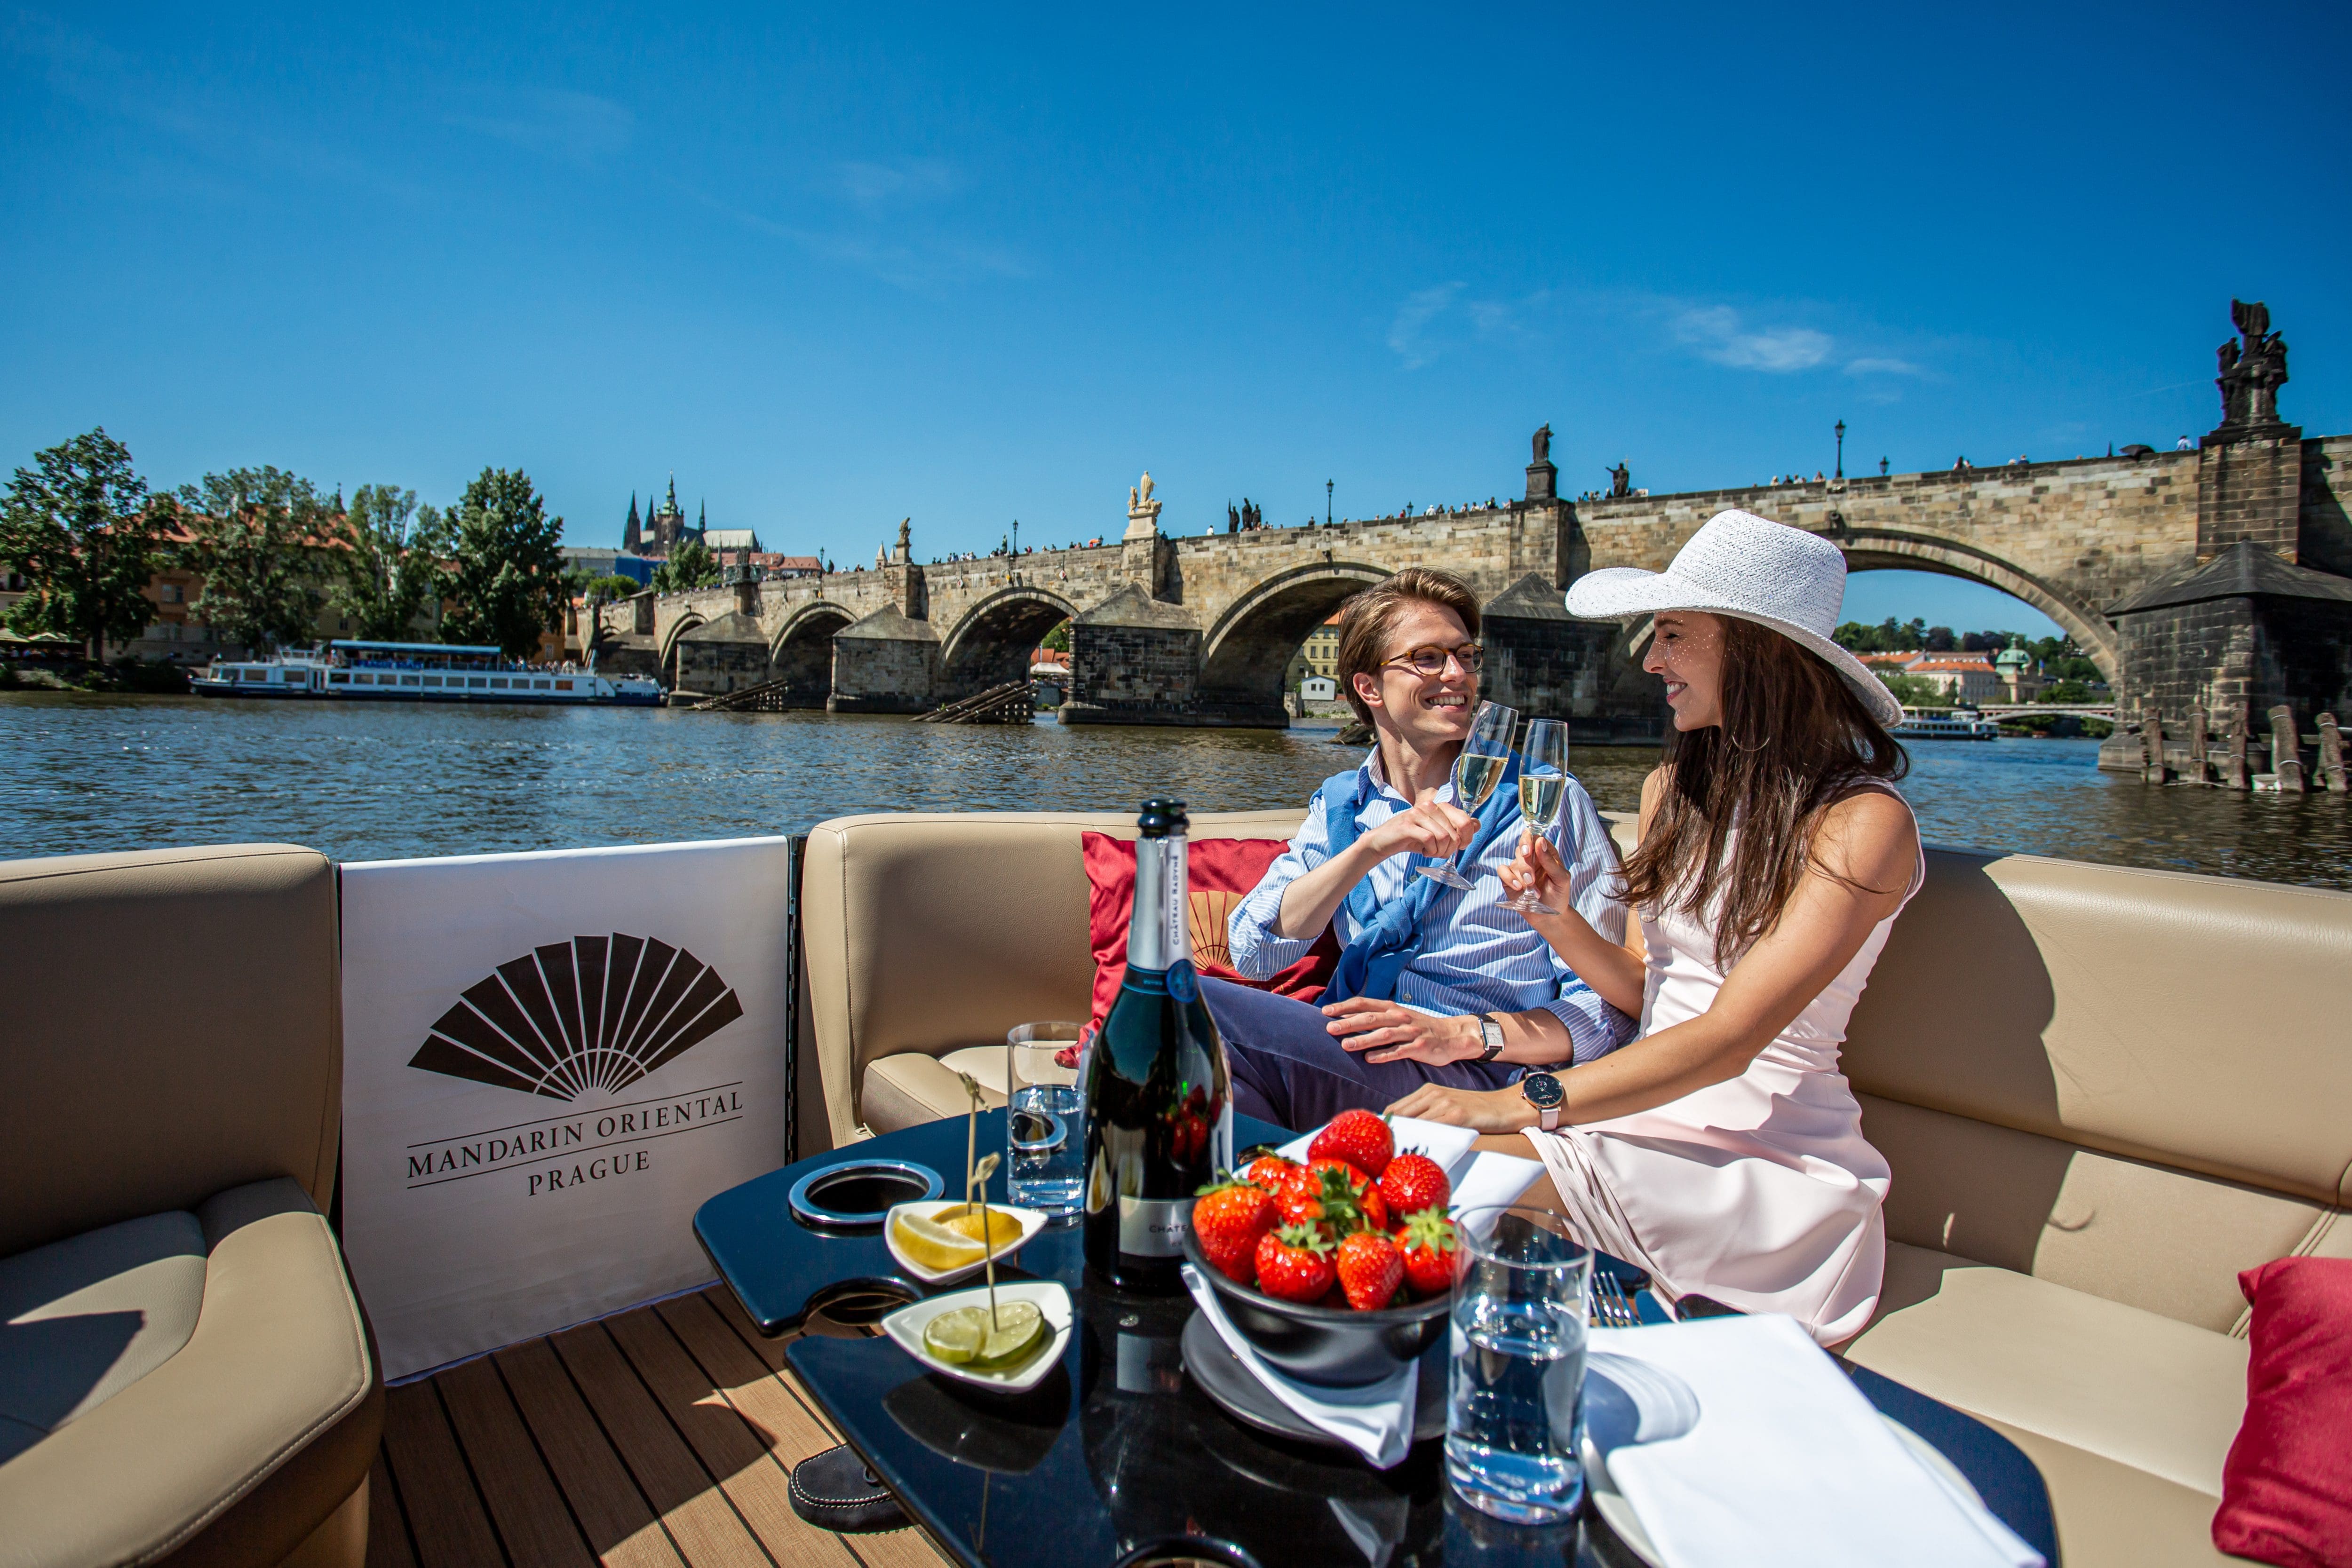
[
  {"xmin": 1504, "ymin": 719, "xmax": 1568, "ymax": 917},
  {"xmin": 1446, "ymin": 1205, "xmax": 1592, "ymax": 1524},
  {"xmin": 1005, "ymin": 1022, "xmax": 1086, "ymax": 1216},
  {"xmin": 1418, "ymin": 701, "xmax": 1519, "ymax": 892}
]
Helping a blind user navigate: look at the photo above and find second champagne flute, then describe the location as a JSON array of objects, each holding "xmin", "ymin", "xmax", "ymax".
[
  {"xmin": 1417, "ymin": 700, "xmax": 1518, "ymax": 892},
  {"xmin": 1505, "ymin": 719, "xmax": 1568, "ymax": 916}
]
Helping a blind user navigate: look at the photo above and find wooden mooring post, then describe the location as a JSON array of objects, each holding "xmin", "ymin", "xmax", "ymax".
[
  {"xmin": 2268, "ymin": 704, "xmax": 2307, "ymax": 793},
  {"xmin": 2186, "ymin": 705, "xmax": 2209, "ymax": 785},
  {"xmin": 2141, "ymin": 706, "xmax": 2169, "ymax": 784},
  {"xmin": 2221, "ymin": 705, "xmax": 2250, "ymax": 790},
  {"xmin": 2319, "ymin": 713, "xmax": 2349, "ymax": 794}
]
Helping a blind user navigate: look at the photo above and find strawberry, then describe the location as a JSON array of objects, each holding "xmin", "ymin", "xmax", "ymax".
[
  {"xmin": 1397, "ymin": 1208, "xmax": 1459, "ymax": 1298},
  {"xmin": 1279, "ymin": 1160, "xmax": 1382, "ymax": 1235},
  {"xmin": 1310, "ymin": 1109, "xmax": 1394, "ymax": 1178},
  {"xmin": 1379, "ymin": 1152, "xmax": 1449, "ymax": 1220},
  {"xmin": 1192, "ymin": 1175, "xmax": 1277, "ymax": 1284},
  {"xmin": 1243, "ymin": 1153, "xmax": 1300, "ymax": 1194},
  {"xmin": 1254, "ymin": 1224, "xmax": 1336, "ymax": 1303},
  {"xmin": 1335, "ymin": 1229, "xmax": 1406, "ymax": 1310}
]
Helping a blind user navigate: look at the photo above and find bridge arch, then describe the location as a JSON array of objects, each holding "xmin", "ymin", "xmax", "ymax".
[
  {"xmin": 1827, "ymin": 528, "xmax": 2123, "ymax": 689},
  {"xmin": 940, "ymin": 586, "xmax": 1078, "ymax": 701},
  {"xmin": 1198, "ymin": 562, "xmax": 1391, "ymax": 721},
  {"xmin": 656, "ymin": 612, "xmax": 706, "ymax": 687},
  {"xmin": 768, "ymin": 600, "xmax": 855, "ymax": 708}
]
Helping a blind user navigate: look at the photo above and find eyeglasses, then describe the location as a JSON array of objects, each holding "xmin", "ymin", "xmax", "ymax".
[{"xmin": 1380, "ymin": 642, "xmax": 1484, "ymax": 677}]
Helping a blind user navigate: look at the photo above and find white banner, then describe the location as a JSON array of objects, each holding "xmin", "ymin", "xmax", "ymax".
[{"xmin": 339, "ymin": 837, "xmax": 793, "ymax": 1380}]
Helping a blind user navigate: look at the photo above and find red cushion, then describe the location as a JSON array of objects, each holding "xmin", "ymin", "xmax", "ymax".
[
  {"xmin": 1081, "ymin": 832, "xmax": 1339, "ymax": 1034},
  {"xmin": 2212, "ymin": 1257, "xmax": 2352, "ymax": 1567}
]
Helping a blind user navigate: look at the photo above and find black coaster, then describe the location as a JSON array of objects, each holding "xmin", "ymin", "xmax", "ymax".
[
  {"xmin": 787, "ymin": 1444, "xmax": 910, "ymax": 1534},
  {"xmin": 1179, "ymin": 1314, "xmax": 1447, "ymax": 1450}
]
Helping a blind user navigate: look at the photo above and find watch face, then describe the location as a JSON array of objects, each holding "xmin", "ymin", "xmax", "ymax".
[{"xmin": 1521, "ymin": 1072, "xmax": 1565, "ymax": 1110}]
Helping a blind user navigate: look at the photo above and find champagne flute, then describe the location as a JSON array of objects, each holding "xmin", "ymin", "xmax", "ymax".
[
  {"xmin": 1417, "ymin": 700, "xmax": 1518, "ymax": 892},
  {"xmin": 1506, "ymin": 719, "xmax": 1568, "ymax": 916}
]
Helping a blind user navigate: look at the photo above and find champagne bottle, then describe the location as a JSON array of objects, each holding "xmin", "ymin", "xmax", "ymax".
[{"xmin": 1081, "ymin": 798, "xmax": 1235, "ymax": 1292}]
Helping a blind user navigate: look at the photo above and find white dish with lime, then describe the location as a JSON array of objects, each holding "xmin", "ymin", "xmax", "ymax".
[
  {"xmin": 881, "ymin": 1280, "xmax": 1073, "ymax": 1394},
  {"xmin": 882, "ymin": 1200, "xmax": 1049, "ymax": 1285}
]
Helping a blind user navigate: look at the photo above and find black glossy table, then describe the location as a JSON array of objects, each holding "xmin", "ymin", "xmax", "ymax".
[{"xmin": 696, "ymin": 1114, "xmax": 2059, "ymax": 1568}]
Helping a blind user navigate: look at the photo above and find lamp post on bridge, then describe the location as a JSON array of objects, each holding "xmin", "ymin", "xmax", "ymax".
[
  {"xmin": 1327, "ymin": 480, "xmax": 1333, "ymax": 527},
  {"xmin": 1835, "ymin": 420, "xmax": 1846, "ymax": 482}
]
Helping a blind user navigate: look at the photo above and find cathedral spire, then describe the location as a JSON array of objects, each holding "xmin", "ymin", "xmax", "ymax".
[
  {"xmin": 624, "ymin": 492, "xmax": 641, "ymax": 551},
  {"xmin": 667, "ymin": 472, "xmax": 678, "ymax": 514}
]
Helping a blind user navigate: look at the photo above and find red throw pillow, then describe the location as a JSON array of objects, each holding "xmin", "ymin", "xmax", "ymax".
[
  {"xmin": 1081, "ymin": 831, "xmax": 1340, "ymax": 1034},
  {"xmin": 2212, "ymin": 1256, "xmax": 2352, "ymax": 1568}
]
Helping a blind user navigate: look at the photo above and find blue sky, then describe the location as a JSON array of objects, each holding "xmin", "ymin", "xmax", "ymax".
[{"xmin": 5, "ymin": 2, "xmax": 2347, "ymax": 640}]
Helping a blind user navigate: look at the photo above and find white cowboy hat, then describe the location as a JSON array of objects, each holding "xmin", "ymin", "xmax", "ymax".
[{"xmin": 1564, "ymin": 508, "xmax": 1905, "ymax": 728}]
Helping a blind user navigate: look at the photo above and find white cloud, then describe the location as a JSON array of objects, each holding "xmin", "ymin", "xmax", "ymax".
[
  {"xmin": 1387, "ymin": 283, "xmax": 1464, "ymax": 368},
  {"xmin": 1844, "ymin": 356, "xmax": 1924, "ymax": 377},
  {"xmin": 1671, "ymin": 306, "xmax": 1833, "ymax": 372},
  {"xmin": 448, "ymin": 90, "xmax": 633, "ymax": 165}
]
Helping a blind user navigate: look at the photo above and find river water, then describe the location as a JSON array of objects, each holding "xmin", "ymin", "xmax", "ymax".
[{"xmin": 3, "ymin": 693, "xmax": 2348, "ymax": 888}]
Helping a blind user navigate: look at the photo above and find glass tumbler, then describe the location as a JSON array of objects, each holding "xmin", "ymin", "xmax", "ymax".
[
  {"xmin": 1446, "ymin": 1206, "xmax": 1593, "ymax": 1524},
  {"xmin": 1005, "ymin": 1022, "xmax": 1086, "ymax": 1216}
]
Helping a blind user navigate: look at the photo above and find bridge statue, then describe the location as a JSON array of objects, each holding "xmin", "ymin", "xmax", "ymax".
[
  {"xmin": 1606, "ymin": 461, "xmax": 1631, "ymax": 499},
  {"xmin": 2216, "ymin": 298, "xmax": 2289, "ymax": 430},
  {"xmin": 895, "ymin": 517, "xmax": 911, "ymax": 562},
  {"xmin": 1532, "ymin": 424, "xmax": 1553, "ymax": 464}
]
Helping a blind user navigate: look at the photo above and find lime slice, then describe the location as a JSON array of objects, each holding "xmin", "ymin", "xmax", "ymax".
[
  {"xmin": 922, "ymin": 1306, "xmax": 991, "ymax": 1364},
  {"xmin": 893, "ymin": 1212, "xmax": 987, "ymax": 1272},
  {"xmin": 973, "ymin": 1300, "xmax": 1046, "ymax": 1367}
]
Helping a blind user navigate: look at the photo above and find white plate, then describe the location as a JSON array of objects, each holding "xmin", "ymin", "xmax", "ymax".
[
  {"xmin": 882, "ymin": 1202, "xmax": 1049, "ymax": 1286},
  {"xmin": 881, "ymin": 1281, "xmax": 1073, "ymax": 1394},
  {"xmin": 1581, "ymin": 1415, "xmax": 1984, "ymax": 1567}
]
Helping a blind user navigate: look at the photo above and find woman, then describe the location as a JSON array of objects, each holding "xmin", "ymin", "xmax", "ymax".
[{"xmin": 1388, "ymin": 509, "xmax": 1921, "ymax": 1345}]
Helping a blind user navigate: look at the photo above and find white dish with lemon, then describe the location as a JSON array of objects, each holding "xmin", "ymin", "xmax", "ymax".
[
  {"xmin": 882, "ymin": 1280, "xmax": 1073, "ymax": 1394},
  {"xmin": 883, "ymin": 1201, "xmax": 1048, "ymax": 1285}
]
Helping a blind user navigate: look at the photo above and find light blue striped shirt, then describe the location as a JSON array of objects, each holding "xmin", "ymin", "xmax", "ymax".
[{"xmin": 1226, "ymin": 748, "xmax": 1638, "ymax": 1065}]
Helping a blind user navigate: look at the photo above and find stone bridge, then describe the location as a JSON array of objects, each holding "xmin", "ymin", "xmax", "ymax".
[{"xmin": 592, "ymin": 304, "xmax": 2350, "ymax": 737}]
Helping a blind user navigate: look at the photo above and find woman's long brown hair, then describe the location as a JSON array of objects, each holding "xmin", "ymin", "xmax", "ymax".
[{"xmin": 1618, "ymin": 616, "xmax": 1909, "ymax": 967}]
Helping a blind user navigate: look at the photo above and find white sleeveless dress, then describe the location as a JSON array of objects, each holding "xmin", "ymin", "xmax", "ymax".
[{"xmin": 1525, "ymin": 792, "xmax": 1923, "ymax": 1346}]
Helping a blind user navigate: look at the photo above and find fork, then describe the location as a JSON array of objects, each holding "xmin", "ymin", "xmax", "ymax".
[{"xmin": 1589, "ymin": 1270, "xmax": 1640, "ymax": 1329}]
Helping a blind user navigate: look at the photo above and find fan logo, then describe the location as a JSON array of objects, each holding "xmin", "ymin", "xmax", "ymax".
[{"xmin": 409, "ymin": 933, "xmax": 743, "ymax": 1101}]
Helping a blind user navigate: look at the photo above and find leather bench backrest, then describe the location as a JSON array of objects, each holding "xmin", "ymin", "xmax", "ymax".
[
  {"xmin": 0, "ymin": 845, "xmax": 342, "ymax": 1257},
  {"xmin": 801, "ymin": 810, "xmax": 1303, "ymax": 1145},
  {"xmin": 1846, "ymin": 847, "xmax": 2352, "ymax": 1330}
]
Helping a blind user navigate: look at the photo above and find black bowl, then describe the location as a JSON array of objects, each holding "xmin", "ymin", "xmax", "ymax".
[{"xmin": 1179, "ymin": 1221, "xmax": 1449, "ymax": 1387}]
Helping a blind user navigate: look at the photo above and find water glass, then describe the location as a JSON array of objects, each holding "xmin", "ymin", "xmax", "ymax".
[
  {"xmin": 1446, "ymin": 1206, "xmax": 1592, "ymax": 1524},
  {"xmin": 1005, "ymin": 1022, "xmax": 1085, "ymax": 1216}
]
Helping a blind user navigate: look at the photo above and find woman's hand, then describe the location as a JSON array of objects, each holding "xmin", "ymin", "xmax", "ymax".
[
  {"xmin": 1322, "ymin": 998, "xmax": 1479, "ymax": 1066},
  {"xmin": 1384, "ymin": 1081, "xmax": 1537, "ymax": 1133},
  {"xmin": 1498, "ymin": 832, "xmax": 1574, "ymax": 916}
]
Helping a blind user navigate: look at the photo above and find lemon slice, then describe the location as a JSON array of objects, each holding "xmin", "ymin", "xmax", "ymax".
[
  {"xmin": 939, "ymin": 1206, "xmax": 1024, "ymax": 1247},
  {"xmin": 974, "ymin": 1300, "xmax": 1046, "ymax": 1367},
  {"xmin": 893, "ymin": 1212, "xmax": 986, "ymax": 1272},
  {"xmin": 922, "ymin": 1307, "xmax": 991, "ymax": 1364}
]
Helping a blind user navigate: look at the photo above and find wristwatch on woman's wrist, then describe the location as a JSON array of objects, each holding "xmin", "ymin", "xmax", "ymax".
[
  {"xmin": 1520, "ymin": 1070, "xmax": 1565, "ymax": 1131},
  {"xmin": 1475, "ymin": 1014, "xmax": 1505, "ymax": 1062}
]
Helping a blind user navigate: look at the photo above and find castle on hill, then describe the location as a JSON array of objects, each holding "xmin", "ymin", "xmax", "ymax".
[{"xmin": 621, "ymin": 476, "xmax": 761, "ymax": 559}]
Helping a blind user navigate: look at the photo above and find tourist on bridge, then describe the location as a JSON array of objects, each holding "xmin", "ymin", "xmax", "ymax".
[
  {"xmin": 1385, "ymin": 509, "xmax": 1922, "ymax": 1345},
  {"xmin": 1215, "ymin": 566, "xmax": 1636, "ymax": 1132}
]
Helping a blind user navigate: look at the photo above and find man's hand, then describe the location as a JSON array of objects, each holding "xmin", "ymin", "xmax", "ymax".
[
  {"xmin": 1358, "ymin": 785, "xmax": 1478, "ymax": 864},
  {"xmin": 1322, "ymin": 998, "xmax": 1480, "ymax": 1066},
  {"xmin": 1385, "ymin": 1081, "xmax": 1539, "ymax": 1132}
]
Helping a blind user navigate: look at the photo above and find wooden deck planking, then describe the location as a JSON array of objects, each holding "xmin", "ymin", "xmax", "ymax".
[
  {"xmin": 551, "ymin": 1321, "xmax": 776, "ymax": 1567},
  {"xmin": 369, "ymin": 1294, "xmax": 954, "ymax": 1568},
  {"xmin": 435, "ymin": 1356, "xmax": 598, "ymax": 1568},
  {"xmin": 380, "ymin": 1382, "xmax": 507, "ymax": 1568},
  {"xmin": 494, "ymin": 1336, "xmax": 686, "ymax": 1568}
]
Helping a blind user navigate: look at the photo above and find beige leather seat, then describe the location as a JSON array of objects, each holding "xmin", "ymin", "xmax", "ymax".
[
  {"xmin": 0, "ymin": 846, "xmax": 382, "ymax": 1568},
  {"xmin": 799, "ymin": 810, "xmax": 2352, "ymax": 1566}
]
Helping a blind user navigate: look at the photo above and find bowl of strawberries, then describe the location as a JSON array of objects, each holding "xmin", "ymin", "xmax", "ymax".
[{"xmin": 1181, "ymin": 1109, "xmax": 1462, "ymax": 1387}]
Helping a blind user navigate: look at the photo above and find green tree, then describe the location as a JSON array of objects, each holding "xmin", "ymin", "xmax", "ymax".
[
  {"xmin": 1041, "ymin": 618, "xmax": 1071, "ymax": 652},
  {"xmin": 0, "ymin": 428, "xmax": 166, "ymax": 661},
  {"xmin": 648, "ymin": 536, "xmax": 720, "ymax": 594},
  {"xmin": 177, "ymin": 467, "xmax": 334, "ymax": 654},
  {"xmin": 1877, "ymin": 671, "xmax": 1944, "ymax": 709},
  {"xmin": 331, "ymin": 484, "xmax": 448, "ymax": 641},
  {"xmin": 583, "ymin": 573, "xmax": 643, "ymax": 602},
  {"xmin": 440, "ymin": 468, "xmax": 568, "ymax": 657}
]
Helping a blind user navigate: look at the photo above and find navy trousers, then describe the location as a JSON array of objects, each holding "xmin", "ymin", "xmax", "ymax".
[{"xmin": 1200, "ymin": 976, "xmax": 1526, "ymax": 1134}]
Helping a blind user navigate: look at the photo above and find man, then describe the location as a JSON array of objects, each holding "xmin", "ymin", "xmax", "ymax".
[{"xmin": 1211, "ymin": 567, "xmax": 1634, "ymax": 1130}]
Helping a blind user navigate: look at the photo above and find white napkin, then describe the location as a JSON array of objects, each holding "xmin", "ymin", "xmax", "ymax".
[
  {"xmin": 1181, "ymin": 1264, "xmax": 1418, "ymax": 1470},
  {"xmin": 1586, "ymin": 1315, "xmax": 2043, "ymax": 1568},
  {"xmin": 1275, "ymin": 1114, "xmax": 1543, "ymax": 1220}
]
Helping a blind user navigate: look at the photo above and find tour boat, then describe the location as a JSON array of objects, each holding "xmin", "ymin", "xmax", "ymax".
[
  {"xmin": 192, "ymin": 639, "xmax": 663, "ymax": 705},
  {"xmin": 1891, "ymin": 708, "xmax": 2001, "ymax": 740}
]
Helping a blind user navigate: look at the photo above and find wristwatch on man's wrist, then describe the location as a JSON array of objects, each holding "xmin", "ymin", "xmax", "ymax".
[
  {"xmin": 1520, "ymin": 1070, "xmax": 1566, "ymax": 1132},
  {"xmin": 1475, "ymin": 1014, "xmax": 1505, "ymax": 1062}
]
